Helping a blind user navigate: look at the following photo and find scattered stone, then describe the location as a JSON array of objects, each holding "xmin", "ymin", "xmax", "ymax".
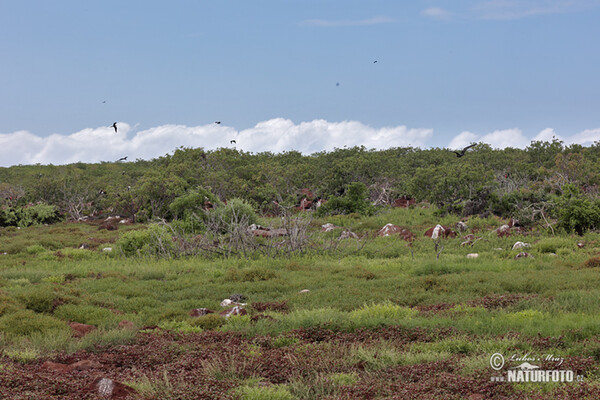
[
  {"xmin": 90, "ymin": 377, "xmax": 136, "ymax": 399},
  {"xmin": 512, "ymin": 241, "xmax": 531, "ymax": 250},
  {"xmin": 494, "ymin": 248, "xmax": 503, "ymax": 251},
  {"xmin": 496, "ymin": 224, "xmax": 511, "ymax": 237},
  {"xmin": 299, "ymin": 289, "xmax": 310, "ymax": 293},
  {"xmin": 189, "ymin": 308, "xmax": 215, "ymax": 317},
  {"xmin": 70, "ymin": 359, "xmax": 102, "ymax": 371},
  {"xmin": 515, "ymin": 252, "xmax": 532, "ymax": 259},
  {"xmin": 219, "ymin": 306, "xmax": 247, "ymax": 318},
  {"xmin": 392, "ymin": 196, "xmax": 416, "ymax": 208},
  {"xmin": 339, "ymin": 230, "xmax": 359, "ymax": 240},
  {"xmin": 220, "ymin": 299, "xmax": 233, "ymax": 307},
  {"xmin": 117, "ymin": 320, "xmax": 135, "ymax": 330},
  {"xmin": 69, "ymin": 322, "xmax": 96, "ymax": 338},
  {"xmin": 102, "ymin": 247, "xmax": 112, "ymax": 252},
  {"xmin": 251, "ymin": 314, "xmax": 276, "ymax": 322},
  {"xmin": 321, "ymin": 223, "xmax": 338, "ymax": 232},
  {"xmin": 455, "ymin": 221, "xmax": 468, "ymax": 232},
  {"xmin": 377, "ymin": 224, "xmax": 415, "ymax": 241},
  {"xmin": 41, "ymin": 361, "xmax": 72, "ymax": 373},
  {"xmin": 229, "ymin": 294, "xmax": 247, "ymax": 302},
  {"xmin": 466, "ymin": 253, "xmax": 479, "ymax": 259},
  {"xmin": 424, "ymin": 225, "xmax": 457, "ymax": 239}
]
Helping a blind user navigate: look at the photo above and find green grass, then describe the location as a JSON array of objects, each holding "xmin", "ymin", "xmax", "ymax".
[{"xmin": 0, "ymin": 208, "xmax": 600, "ymax": 359}]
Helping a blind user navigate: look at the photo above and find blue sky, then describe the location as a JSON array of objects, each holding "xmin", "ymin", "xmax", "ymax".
[{"xmin": 1, "ymin": 1, "xmax": 600, "ymax": 166}]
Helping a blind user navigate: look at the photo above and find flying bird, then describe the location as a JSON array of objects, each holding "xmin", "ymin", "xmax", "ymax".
[
  {"xmin": 102, "ymin": 100, "xmax": 106, "ymax": 104},
  {"xmin": 117, "ymin": 156, "xmax": 128, "ymax": 162},
  {"xmin": 215, "ymin": 121, "xmax": 221, "ymax": 124},
  {"xmin": 230, "ymin": 140, "xmax": 236, "ymax": 144},
  {"xmin": 373, "ymin": 60, "xmax": 378, "ymax": 63},
  {"xmin": 452, "ymin": 144, "xmax": 477, "ymax": 158},
  {"xmin": 336, "ymin": 82, "xmax": 340, "ymax": 87},
  {"xmin": 111, "ymin": 122, "xmax": 118, "ymax": 132}
]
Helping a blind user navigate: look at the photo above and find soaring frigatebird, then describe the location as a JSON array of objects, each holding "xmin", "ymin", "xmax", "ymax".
[
  {"xmin": 111, "ymin": 122, "xmax": 118, "ymax": 133},
  {"xmin": 452, "ymin": 144, "xmax": 476, "ymax": 158}
]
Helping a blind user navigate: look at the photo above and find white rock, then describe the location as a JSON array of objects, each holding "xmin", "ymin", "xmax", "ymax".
[
  {"xmin": 431, "ymin": 224, "xmax": 445, "ymax": 240},
  {"xmin": 321, "ymin": 223, "xmax": 337, "ymax": 232},
  {"xmin": 220, "ymin": 299, "xmax": 232, "ymax": 307},
  {"xmin": 102, "ymin": 247, "xmax": 112, "ymax": 252},
  {"xmin": 466, "ymin": 253, "xmax": 479, "ymax": 259},
  {"xmin": 512, "ymin": 241, "xmax": 530, "ymax": 250},
  {"xmin": 299, "ymin": 289, "xmax": 310, "ymax": 293}
]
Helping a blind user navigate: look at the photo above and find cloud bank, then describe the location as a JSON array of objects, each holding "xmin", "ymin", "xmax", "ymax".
[
  {"xmin": 0, "ymin": 119, "xmax": 431, "ymax": 167},
  {"xmin": 2, "ymin": 119, "xmax": 600, "ymax": 167}
]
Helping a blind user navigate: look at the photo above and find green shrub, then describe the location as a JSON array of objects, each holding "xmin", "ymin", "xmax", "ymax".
[
  {"xmin": 209, "ymin": 198, "xmax": 258, "ymax": 233},
  {"xmin": 225, "ymin": 267, "xmax": 277, "ymax": 282},
  {"xmin": 232, "ymin": 385, "xmax": 294, "ymax": 400},
  {"xmin": 0, "ymin": 204, "xmax": 62, "ymax": 228},
  {"xmin": 190, "ymin": 314, "xmax": 226, "ymax": 330},
  {"xmin": 349, "ymin": 302, "xmax": 417, "ymax": 326},
  {"xmin": 0, "ymin": 309, "xmax": 69, "ymax": 337},
  {"xmin": 14, "ymin": 285, "xmax": 57, "ymax": 313},
  {"xmin": 554, "ymin": 185, "xmax": 600, "ymax": 235},
  {"xmin": 317, "ymin": 182, "xmax": 374, "ymax": 217},
  {"xmin": 53, "ymin": 304, "xmax": 117, "ymax": 328},
  {"xmin": 116, "ymin": 224, "xmax": 175, "ymax": 258}
]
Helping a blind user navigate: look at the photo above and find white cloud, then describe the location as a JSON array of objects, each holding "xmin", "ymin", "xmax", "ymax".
[
  {"xmin": 470, "ymin": 0, "xmax": 600, "ymax": 20},
  {"xmin": 0, "ymin": 119, "xmax": 432, "ymax": 167},
  {"xmin": 447, "ymin": 127, "xmax": 600, "ymax": 149},
  {"xmin": 299, "ymin": 16, "xmax": 395, "ymax": 27},
  {"xmin": 421, "ymin": 7, "xmax": 453, "ymax": 20},
  {"xmin": 448, "ymin": 131, "xmax": 479, "ymax": 149}
]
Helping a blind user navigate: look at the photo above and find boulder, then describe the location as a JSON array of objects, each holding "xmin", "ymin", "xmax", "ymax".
[
  {"xmin": 321, "ymin": 223, "xmax": 338, "ymax": 232},
  {"xmin": 378, "ymin": 224, "xmax": 415, "ymax": 241},
  {"xmin": 512, "ymin": 241, "xmax": 530, "ymax": 250},
  {"xmin": 189, "ymin": 308, "xmax": 215, "ymax": 317},
  {"xmin": 41, "ymin": 361, "xmax": 72, "ymax": 373},
  {"xmin": 117, "ymin": 320, "xmax": 135, "ymax": 330},
  {"xmin": 496, "ymin": 224, "xmax": 511, "ymax": 237},
  {"xmin": 392, "ymin": 196, "xmax": 416, "ymax": 208},
  {"xmin": 298, "ymin": 289, "xmax": 310, "ymax": 293},
  {"xmin": 219, "ymin": 306, "xmax": 247, "ymax": 318},
  {"xmin": 466, "ymin": 253, "xmax": 479, "ymax": 259},
  {"xmin": 90, "ymin": 377, "xmax": 136, "ymax": 399},
  {"xmin": 424, "ymin": 225, "xmax": 457, "ymax": 239},
  {"xmin": 455, "ymin": 221, "xmax": 468, "ymax": 232},
  {"xmin": 70, "ymin": 359, "xmax": 102, "ymax": 371},
  {"xmin": 339, "ymin": 230, "xmax": 359, "ymax": 240},
  {"xmin": 69, "ymin": 322, "xmax": 96, "ymax": 338},
  {"xmin": 515, "ymin": 252, "xmax": 532, "ymax": 259}
]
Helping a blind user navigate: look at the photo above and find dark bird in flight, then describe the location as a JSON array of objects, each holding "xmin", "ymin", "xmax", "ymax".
[
  {"xmin": 117, "ymin": 156, "xmax": 128, "ymax": 162},
  {"xmin": 336, "ymin": 82, "xmax": 340, "ymax": 87},
  {"xmin": 373, "ymin": 60, "xmax": 378, "ymax": 63},
  {"xmin": 111, "ymin": 122, "xmax": 118, "ymax": 132},
  {"xmin": 452, "ymin": 144, "xmax": 477, "ymax": 158},
  {"xmin": 230, "ymin": 140, "xmax": 236, "ymax": 144},
  {"xmin": 215, "ymin": 121, "xmax": 221, "ymax": 124},
  {"xmin": 102, "ymin": 100, "xmax": 106, "ymax": 103}
]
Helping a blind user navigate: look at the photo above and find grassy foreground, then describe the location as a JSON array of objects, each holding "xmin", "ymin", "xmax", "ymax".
[{"xmin": 1, "ymin": 207, "xmax": 600, "ymax": 399}]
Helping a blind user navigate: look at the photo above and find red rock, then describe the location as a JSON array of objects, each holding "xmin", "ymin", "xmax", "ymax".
[
  {"xmin": 90, "ymin": 377, "xmax": 136, "ymax": 399},
  {"xmin": 219, "ymin": 306, "xmax": 247, "ymax": 318},
  {"xmin": 424, "ymin": 225, "xmax": 457, "ymax": 238},
  {"xmin": 189, "ymin": 308, "xmax": 215, "ymax": 317},
  {"xmin": 392, "ymin": 196, "xmax": 416, "ymax": 208},
  {"xmin": 69, "ymin": 322, "xmax": 96, "ymax": 338},
  {"xmin": 377, "ymin": 224, "xmax": 415, "ymax": 241},
  {"xmin": 70, "ymin": 359, "xmax": 102, "ymax": 371},
  {"xmin": 41, "ymin": 361, "xmax": 72, "ymax": 373},
  {"xmin": 117, "ymin": 320, "xmax": 135, "ymax": 330}
]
